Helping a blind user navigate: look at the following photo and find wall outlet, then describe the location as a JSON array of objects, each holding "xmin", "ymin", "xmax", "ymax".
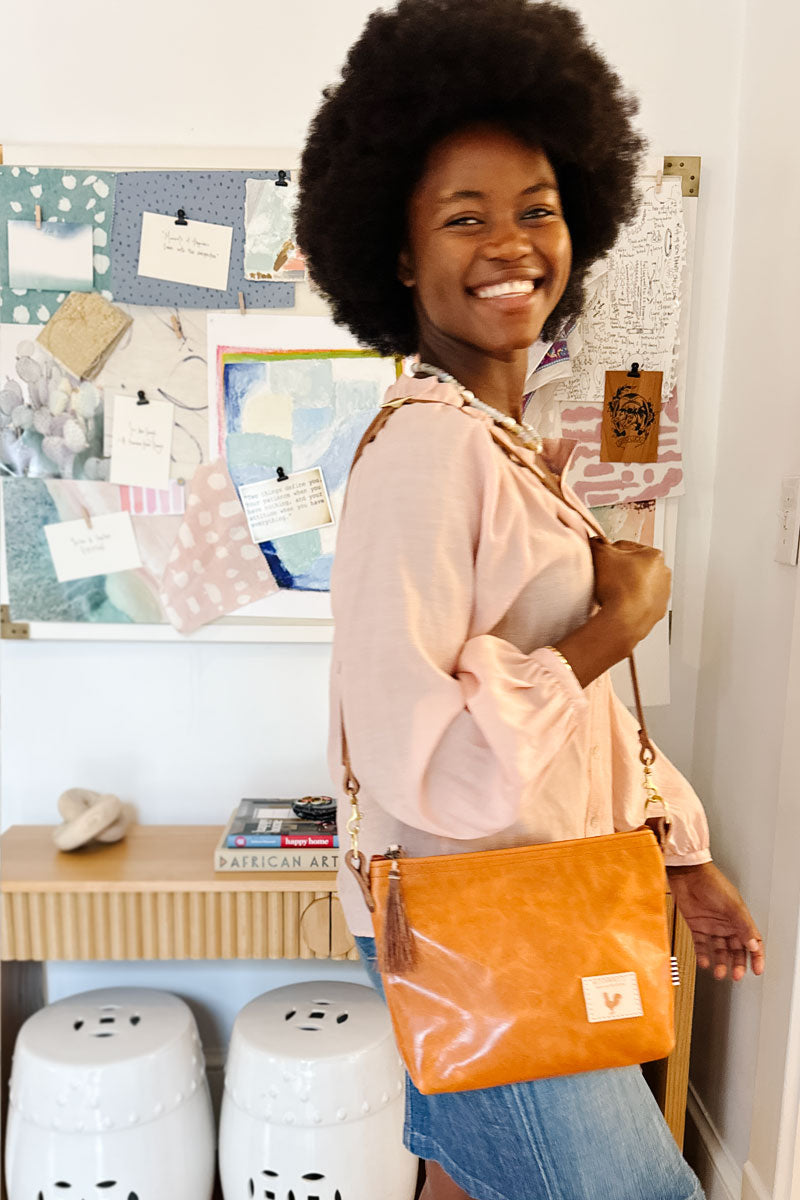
[{"xmin": 776, "ymin": 477, "xmax": 800, "ymax": 565}]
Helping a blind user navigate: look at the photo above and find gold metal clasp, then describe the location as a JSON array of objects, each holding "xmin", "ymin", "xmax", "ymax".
[{"xmin": 344, "ymin": 768, "xmax": 362, "ymax": 861}]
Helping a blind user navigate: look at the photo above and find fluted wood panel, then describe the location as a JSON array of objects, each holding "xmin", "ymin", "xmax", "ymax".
[{"xmin": 2, "ymin": 890, "xmax": 359, "ymax": 961}]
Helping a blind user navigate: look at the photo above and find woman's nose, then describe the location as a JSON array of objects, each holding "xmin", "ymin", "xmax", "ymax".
[{"xmin": 483, "ymin": 220, "xmax": 536, "ymax": 261}]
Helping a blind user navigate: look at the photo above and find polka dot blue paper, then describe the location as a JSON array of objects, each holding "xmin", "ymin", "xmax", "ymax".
[
  {"xmin": 0, "ymin": 167, "xmax": 116, "ymax": 324},
  {"xmin": 110, "ymin": 170, "xmax": 295, "ymax": 310}
]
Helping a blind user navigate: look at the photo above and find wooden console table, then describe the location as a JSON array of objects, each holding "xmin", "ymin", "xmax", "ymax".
[{"xmin": 0, "ymin": 824, "xmax": 696, "ymax": 1154}]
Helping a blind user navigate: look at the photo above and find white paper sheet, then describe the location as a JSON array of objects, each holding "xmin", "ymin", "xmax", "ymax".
[
  {"xmin": 109, "ymin": 394, "xmax": 174, "ymax": 489},
  {"xmin": 8, "ymin": 220, "xmax": 94, "ymax": 292},
  {"xmin": 44, "ymin": 510, "xmax": 142, "ymax": 582},
  {"xmin": 559, "ymin": 177, "xmax": 686, "ymax": 407},
  {"xmin": 240, "ymin": 466, "xmax": 334, "ymax": 542},
  {"xmin": 137, "ymin": 213, "xmax": 233, "ymax": 291}
]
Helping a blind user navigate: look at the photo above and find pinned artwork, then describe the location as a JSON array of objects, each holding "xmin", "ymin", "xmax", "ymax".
[
  {"xmin": 8, "ymin": 221, "xmax": 94, "ymax": 292},
  {"xmin": 0, "ymin": 166, "xmax": 116, "ymax": 324},
  {"xmin": 159, "ymin": 461, "xmax": 278, "ymax": 634},
  {"xmin": 209, "ymin": 313, "xmax": 397, "ymax": 591},
  {"xmin": 0, "ymin": 324, "xmax": 104, "ymax": 480},
  {"xmin": 600, "ymin": 370, "xmax": 662, "ymax": 463},
  {"xmin": 44, "ymin": 510, "xmax": 142, "ymax": 583},
  {"xmin": 550, "ymin": 177, "xmax": 686, "ymax": 506},
  {"xmin": 119, "ymin": 481, "xmax": 185, "ymax": 517},
  {"xmin": 137, "ymin": 213, "xmax": 233, "ymax": 292},
  {"xmin": 244, "ymin": 178, "xmax": 307, "ymax": 282},
  {"xmin": 590, "ymin": 499, "xmax": 657, "ymax": 546},
  {"xmin": 96, "ymin": 304, "xmax": 209, "ymax": 481},
  {"xmin": 110, "ymin": 170, "xmax": 295, "ymax": 309},
  {"xmin": 109, "ymin": 394, "xmax": 174, "ymax": 490},
  {"xmin": 37, "ymin": 291, "xmax": 132, "ymax": 380},
  {"xmin": 239, "ymin": 467, "xmax": 334, "ymax": 543},
  {"xmin": 558, "ymin": 178, "xmax": 686, "ymax": 407},
  {"xmin": 561, "ymin": 383, "xmax": 682, "ymax": 507},
  {"xmin": 3, "ymin": 477, "xmax": 182, "ymax": 623}
]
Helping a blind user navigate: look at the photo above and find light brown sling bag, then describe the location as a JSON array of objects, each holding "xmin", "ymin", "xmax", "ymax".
[{"xmin": 341, "ymin": 394, "xmax": 675, "ymax": 1094}]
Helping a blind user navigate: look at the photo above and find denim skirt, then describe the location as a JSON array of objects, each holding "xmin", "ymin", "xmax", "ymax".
[{"xmin": 356, "ymin": 936, "xmax": 703, "ymax": 1200}]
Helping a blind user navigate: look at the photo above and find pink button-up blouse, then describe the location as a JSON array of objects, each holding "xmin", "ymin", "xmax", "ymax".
[{"xmin": 328, "ymin": 372, "xmax": 711, "ymax": 936}]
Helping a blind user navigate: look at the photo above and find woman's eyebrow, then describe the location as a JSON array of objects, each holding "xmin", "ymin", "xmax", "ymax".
[{"xmin": 436, "ymin": 181, "xmax": 559, "ymax": 207}]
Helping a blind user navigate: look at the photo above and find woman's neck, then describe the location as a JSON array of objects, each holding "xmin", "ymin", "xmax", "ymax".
[{"xmin": 415, "ymin": 338, "xmax": 528, "ymax": 423}]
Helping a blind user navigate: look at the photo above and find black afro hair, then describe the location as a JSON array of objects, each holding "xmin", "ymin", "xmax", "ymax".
[{"xmin": 296, "ymin": 0, "xmax": 645, "ymax": 356}]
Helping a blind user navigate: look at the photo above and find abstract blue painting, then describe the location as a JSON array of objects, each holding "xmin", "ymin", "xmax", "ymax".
[{"xmin": 216, "ymin": 348, "xmax": 396, "ymax": 591}]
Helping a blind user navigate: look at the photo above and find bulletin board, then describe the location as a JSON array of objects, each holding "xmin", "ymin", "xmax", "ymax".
[{"xmin": 0, "ymin": 145, "xmax": 699, "ymax": 701}]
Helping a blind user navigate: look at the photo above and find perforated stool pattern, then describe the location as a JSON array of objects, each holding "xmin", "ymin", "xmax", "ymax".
[
  {"xmin": 219, "ymin": 981, "xmax": 417, "ymax": 1200},
  {"xmin": 4, "ymin": 987, "xmax": 215, "ymax": 1200}
]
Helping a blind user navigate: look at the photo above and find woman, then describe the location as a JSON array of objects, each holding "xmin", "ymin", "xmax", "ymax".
[{"xmin": 297, "ymin": 2, "xmax": 764, "ymax": 1197}]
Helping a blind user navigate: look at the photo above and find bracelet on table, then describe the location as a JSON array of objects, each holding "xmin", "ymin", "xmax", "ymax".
[{"xmin": 544, "ymin": 645, "xmax": 574, "ymax": 675}]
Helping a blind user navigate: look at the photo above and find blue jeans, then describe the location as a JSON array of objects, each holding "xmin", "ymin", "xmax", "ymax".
[{"xmin": 356, "ymin": 936, "xmax": 703, "ymax": 1200}]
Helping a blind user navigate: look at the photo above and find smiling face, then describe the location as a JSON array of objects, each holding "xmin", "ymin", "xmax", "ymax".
[{"xmin": 400, "ymin": 124, "xmax": 572, "ymax": 365}]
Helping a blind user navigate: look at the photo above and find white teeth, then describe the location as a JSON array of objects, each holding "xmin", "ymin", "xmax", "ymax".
[{"xmin": 473, "ymin": 279, "xmax": 536, "ymax": 299}]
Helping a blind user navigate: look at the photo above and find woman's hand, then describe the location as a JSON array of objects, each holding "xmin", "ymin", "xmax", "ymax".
[
  {"xmin": 554, "ymin": 539, "xmax": 672, "ymax": 687},
  {"xmin": 666, "ymin": 861, "xmax": 765, "ymax": 981},
  {"xmin": 590, "ymin": 538, "xmax": 672, "ymax": 647}
]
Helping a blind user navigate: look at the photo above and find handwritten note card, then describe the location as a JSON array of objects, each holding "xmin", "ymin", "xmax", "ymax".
[
  {"xmin": 110, "ymin": 394, "xmax": 174, "ymax": 490},
  {"xmin": 137, "ymin": 212, "xmax": 233, "ymax": 291},
  {"xmin": 239, "ymin": 467, "xmax": 335, "ymax": 543},
  {"xmin": 44, "ymin": 512, "xmax": 142, "ymax": 583}
]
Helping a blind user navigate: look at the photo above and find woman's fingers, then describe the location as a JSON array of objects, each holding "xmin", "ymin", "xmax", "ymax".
[
  {"xmin": 712, "ymin": 935, "xmax": 730, "ymax": 980},
  {"xmin": 692, "ymin": 933, "xmax": 765, "ymax": 980},
  {"xmin": 692, "ymin": 934, "xmax": 711, "ymax": 971},
  {"xmin": 748, "ymin": 937, "xmax": 766, "ymax": 976}
]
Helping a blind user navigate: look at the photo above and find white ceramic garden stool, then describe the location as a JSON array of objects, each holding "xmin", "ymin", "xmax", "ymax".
[
  {"xmin": 219, "ymin": 980, "xmax": 417, "ymax": 1200},
  {"xmin": 5, "ymin": 986, "xmax": 215, "ymax": 1200}
]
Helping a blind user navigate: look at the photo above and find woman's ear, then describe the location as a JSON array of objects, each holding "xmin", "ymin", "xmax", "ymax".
[{"xmin": 397, "ymin": 248, "xmax": 415, "ymax": 288}]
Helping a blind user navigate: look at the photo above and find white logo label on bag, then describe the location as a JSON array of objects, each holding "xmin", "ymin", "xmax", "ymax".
[{"xmin": 581, "ymin": 972, "xmax": 644, "ymax": 1023}]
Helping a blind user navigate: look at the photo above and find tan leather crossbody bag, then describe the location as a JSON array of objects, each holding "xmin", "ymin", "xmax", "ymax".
[{"xmin": 341, "ymin": 395, "xmax": 675, "ymax": 1094}]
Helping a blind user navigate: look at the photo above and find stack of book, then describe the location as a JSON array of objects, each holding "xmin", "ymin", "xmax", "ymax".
[{"xmin": 213, "ymin": 798, "xmax": 339, "ymax": 873}]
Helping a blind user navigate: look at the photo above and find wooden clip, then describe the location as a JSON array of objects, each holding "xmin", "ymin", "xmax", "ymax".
[
  {"xmin": 655, "ymin": 166, "xmax": 663, "ymax": 194},
  {"xmin": 80, "ymin": 506, "xmax": 93, "ymax": 530},
  {"xmin": 238, "ymin": 291, "xmax": 246, "ymax": 316},
  {"xmin": 35, "ymin": 205, "xmax": 42, "ymax": 230}
]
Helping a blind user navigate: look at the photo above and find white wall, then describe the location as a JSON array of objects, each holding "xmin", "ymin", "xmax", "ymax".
[
  {"xmin": 0, "ymin": 0, "xmax": 760, "ymax": 1151},
  {"xmin": 687, "ymin": 0, "xmax": 800, "ymax": 1193}
]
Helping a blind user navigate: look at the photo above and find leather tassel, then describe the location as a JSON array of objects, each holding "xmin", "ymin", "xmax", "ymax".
[{"xmin": 379, "ymin": 859, "xmax": 417, "ymax": 974}]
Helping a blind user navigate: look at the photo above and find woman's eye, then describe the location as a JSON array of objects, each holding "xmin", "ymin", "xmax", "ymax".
[
  {"xmin": 444, "ymin": 215, "xmax": 481, "ymax": 227},
  {"xmin": 523, "ymin": 206, "xmax": 556, "ymax": 220}
]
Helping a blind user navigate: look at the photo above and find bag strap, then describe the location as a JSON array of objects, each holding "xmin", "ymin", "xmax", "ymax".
[{"xmin": 339, "ymin": 395, "xmax": 670, "ymax": 882}]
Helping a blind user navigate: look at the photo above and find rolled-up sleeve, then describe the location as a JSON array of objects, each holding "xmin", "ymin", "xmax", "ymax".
[{"xmin": 332, "ymin": 403, "xmax": 588, "ymax": 840}]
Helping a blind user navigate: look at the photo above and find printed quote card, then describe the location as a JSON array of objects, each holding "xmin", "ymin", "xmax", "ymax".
[
  {"xmin": 109, "ymin": 394, "xmax": 174, "ymax": 490},
  {"xmin": 238, "ymin": 467, "xmax": 334, "ymax": 543},
  {"xmin": 137, "ymin": 212, "xmax": 233, "ymax": 291},
  {"xmin": 44, "ymin": 511, "xmax": 142, "ymax": 583}
]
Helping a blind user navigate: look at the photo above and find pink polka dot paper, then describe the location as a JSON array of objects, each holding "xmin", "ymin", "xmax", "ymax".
[{"xmin": 160, "ymin": 462, "xmax": 278, "ymax": 633}]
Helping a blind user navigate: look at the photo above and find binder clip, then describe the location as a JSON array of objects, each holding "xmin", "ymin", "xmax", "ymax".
[
  {"xmin": 275, "ymin": 170, "xmax": 289, "ymax": 188},
  {"xmin": 175, "ymin": 208, "xmax": 189, "ymax": 226},
  {"xmin": 276, "ymin": 466, "xmax": 289, "ymax": 481},
  {"xmin": 627, "ymin": 362, "xmax": 642, "ymax": 378},
  {"xmin": 136, "ymin": 389, "xmax": 149, "ymax": 405}
]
